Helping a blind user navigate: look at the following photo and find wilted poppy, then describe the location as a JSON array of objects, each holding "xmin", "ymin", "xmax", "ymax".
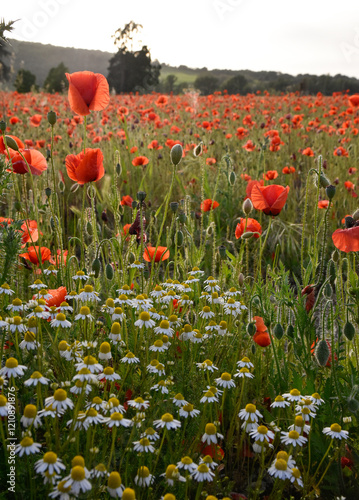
[
  {"xmin": 143, "ymin": 246, "xmax": 170, "ymax": 262},
  {"xmin": 65, "ymin": 71, "xmax": 110, "ymax": 116},
  {"xmin": 302, "ymin": 284, "xmax": 315, "ymax": 312},
  {"xmin": 235, "ymin": 218, "xmax": 262, "ymax": 239},
  {"xmin": 201, "ymin": 199, "xmax": 219, "ymax": 212},
  {"xmin": 7, "ymin": 149, "xmax": 48, "ymax": 176},
  {"xmin": 132, "ymin": 156, "xmax": 149, "ymax": 167},
  {"xmin": 332, "ymin": 221, "xmax": 359, "ymax": 253},
  {"xmin": 251, "ymin": 184, "xmax": 289, "ymax": 216},
  {"xmin": 65, "ymin": 148, "xmax": 104, "ymax": 184},
  {"xmin": 19, "ymin": 246, "xmax": 51, "ymax": 265}
]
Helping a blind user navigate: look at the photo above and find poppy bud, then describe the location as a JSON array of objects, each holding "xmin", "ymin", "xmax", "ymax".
[
  {"xmin": 314, "ymin": 339, "xmax": 330, "ymax": 367},
  {"xmin": 116, "ymin": 162, "xmax": 122, "ymax": 175},
  {"xmin": 45, "ymin": 187, "xmax": 52, "ymax": 198},
  {"xmin": 106, "ymin": 263, "xmax": 114, "ymax": 281},
  {"xmin": 238, "ymin": 273, "xmax": 244, "ymax": 287},
  {"xmin": 273, "ymin": 323, "xmax": 284, "ymax": 339},
  {"xmin": 47, "ymin": 111, "xmax": 57, "ymax": 126},
  {"xmin": 92, "ymin": 258, "xmax": 101, "ymax": 278},
  {"xmin": 218, "ymin": 245, "xmax": 226, "ymax": 259},
  {"xmin": 319, "ymin": 173, "xmax": 330, "ymax": 188},
  {"xmin": 241, "ymin": 231, "xmax": 255, "ymax": 240},
  {"xmin": 0, "ymin": 120, "xmax": 6, "ymax": 132},
  {"xmin": 70, "ymin": 183, "xmax": 80, "ymax": 193},
  {"xmin": 352, "ymin": 209, "xmax": 359, "ymax": 221},
  {"xmin": 86, "ymin": 221, "xmax": 93, "ymax": 235},
  {"xmin": 242, "ymin": 198, "xmax": 253, "ymax": 216},
  {"xmin": 131, "ymin": 201, "xmax": 137, "ymax": 209},
  {"xmin": 178, "ymin": 211, "xmax": 187, "ymax": 224},
  {"xmin": 331, "ymin": 250, "xmax": 339, "ymax": 263},
  {"xmin": 229, "ymin": 171, "xmax": 236, "ymax": 186},
  {"xmin": 170, "ymin": 202, "xmax": 179, "ymax": 213},
  {"xmin": 325, "ymin": 184, "xmax": 336, "ymax": 200},
  {"xmin": 344, "ymin": 321, "xmax": 355, "ymax": 341},
  {"xmin": 247, "ymin": 322, "xmax": 256, "ymax": 336},
  {"xmin": 176, "ymin": 230, "xmax": 184, "ymax": 247},
  {"xmin": 137, "ymin": 191, "xmax": 146, "ymax": 202},
  {"xmin": 58, "ymin": 181, "xmax": 65, "ymax": 192},
  {"xmin": 324, "ymin": 283, "xmax": 332, "ymax": 299},
  {"xmin": 207, "ymin": 225, "xmax": 213, "ymax": 236},
  {"xmin": 5, "ymin": 136, "xmax": 19, "ymax": 151},
  {"xmin": 170, "ymin": 144, "xmax": 183, "ymax": 166},
  {"xmin": 128, "ymin": 252, "xmax": 136, "ymax": 264},
  {"xmin": 286, "ymin": 324, "xmax": 295, "ymax": 339},
  {"xmin": 193, "ymin": 142, "xmax": 203, "ymax": 157},
  {"xmin": 347, "ymin": 398, "xmax": 359, "ymax": 413}
]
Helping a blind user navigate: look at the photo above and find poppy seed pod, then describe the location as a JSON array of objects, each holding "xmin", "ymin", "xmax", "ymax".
[
  {"xmin": 131, "ymin": 201, "xmax": 137, "ymax": 209},
  {"xmin": 58, "ymin": 181, "xmax": 65, "ymax": 192},
  {"xmin": 137, "ymin": 191, "xmax": 146, "ymax": 202},
  {"xmin": 344, "ymin": 321, "xmax": 355, "ymax": 341},
  {"xmin": 324, "ymin": 283, "xmax": 332, "ymax": 299},
  {"xmin": 325, "ymin": 184, "xmax": 336, "ymax": 200},
  {"xmin": 106, "ymin": 263, "xmax": 114, "ymax": 281},
  {"xmin": 170, "ymin": 202, "xmax": 179, "ymax": 213},
  {"xmin": 70, "ymin": 183, "xmax": 80, "ymax": 193},
  {"xmin": 116, "ymin": 162, "xmax": 122, "ymax": 175},
  {"xmin": 47, "ymin": 111, "xmax": 57, "ymax": 126},
  {"xmin": 128, "ymin": 252, "xmax": 136, "ymax": 264},
  {"xmin": 242, "ymin": 198, "xmax": 253, "ymax": 215},
  {"xmin": 0, "ymin": 121, "xmax": 6, "ymax": 132},
  {"xmin": 170, "ymin": 144, "xmax": 183, "ymax": 166},
  {"xmin": 5, "ymin": 136, "xmax": 19, "ymax": 151},
  {"xmin": 45, "ymin": 187, "xmax": 52, "ymax": 198},
  {"xmin": 315, "ymin": 339, "xmax": 330, "ymax": 367},
  {"xmin": 92, "ymin": 258, "xmax": 101, "ymax": 278},
  {"xmin": 331, "ymin": 250, "xmax": 339, "ymax": 263}
]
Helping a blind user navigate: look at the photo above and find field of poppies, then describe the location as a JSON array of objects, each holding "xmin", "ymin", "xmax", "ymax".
[{"xmin": 0, "ymin": 72, "xmax": 359, "ymax": 499}]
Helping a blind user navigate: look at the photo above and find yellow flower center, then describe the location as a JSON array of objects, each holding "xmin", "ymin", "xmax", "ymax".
[
  {"xmin": 330, "ymin": 423, "xmax": 341, "ymax": 433},
  {"xmin": 103, "ymin": 367, "xmax": 114, "ymax": 375},
  {"xmin": 84, "ymin": 285, "xmax": 93, "ymax": 293},
  {"xmin": 108, "ymin": 471, "xmax": 122, "ymax": 488},
  {"xmin": 154, "ymin": 340, "xmax": 163, "ymax": 347},
  {"xmin": 108, "ymin": 397, "xmax": 119, "ymax": 407},
  {"xmin": 126, "ymin": 352, "xmax": 135, "ymax": 358},
  {"xmin": 182, "ymin": 404, "xmax": 194, "ymax": 412},
  {"xmin": 54, "ymin": 389, "xmax": 67, "ymax": 401},
  {"xmin": 276, "ymin": 451, "xmax": 289, "ymax": 461},
  {"xmin": 134, "ymin": 397, "xmax": 144, "ymax": 404},
  {"xmin": 162, "ymin": 413, "xmax": 173, "ymax": 423},
  {"xmin": 290, "ymin": 389, "xmax": 300, "ymax": 397},
  {"xmin": 56, "ymin": 313, "xmax": 66, "ymax": 322},
  {"xmin": 139, "ymin": 438, "xmax": 150, "ymax": 447},
  {"xmin": 160, "ymin": 320, "xmax": 170, "ymax": 329},
  {"xmin": 204, "ymin": 359, "xmax": 213, "ymax": 366},
  {"xmin": 79, "ymin": 306, "xmax": 90, "ymax": 316},
  {"xmin": 165, "ymin": 464, "xmax": 178, "ymax": 479},
  {"xmin": 204, "ymin": 391, "xmax": 215, "ymax": 398},
  {"xmin": 221, "ymin": 372, "xmax": 231, "ymax": 381},
  {"xmin": 168, "ymin": 315, "xmax": 177, "ymax": 322},
  {"xmin": 202, "ymin": 455, "xmax": 213, "ymax": 464},
  {"xmin": 100, "ymin": 342, "xmax": 111, "ymax": 354},
  {"xmin": 257, "ymin": 425, "xmax": 268, "ymax": 435},
  {"xmin": 288, "ymin": 430, "xmax": 300, "ymax": 440},
  {"xmin": 197, "ymin": 464, "xmax": 209, "ymax": 473},
  {"xmin": 114, "ymin": 307, "xmax": 123, "ymax": 314},
  {"xmin": 137, "ymin": 466, "xmax": 150, "ymax": 478},
  {"xmin": 6, "ymin": 358, "xmax": 18, "ymax": 368},
  {"xmin": 0, "ymin": 395, "xmax": 7, "ymax": 406},
  {"xmin": 106, "ymin": 298, "xmax": 115, "ymax": 308},
  {"xmin": 203, "ymin": 306, "xmax": 211, "ymax": 313},
  {"xmin": 72, "ymin": 456, "xmax": 85, "ymax": 467},
  {"xmin": 12, "ymin": 298, "xmax": 22, "ymax": 306},
  {"xmin": 122, "ymin": 488, "xmax": 136, "ymax": 500},
  {"xmin": 275, "ymin": 395, "xmax": 284, "ymax": 402},
  {"xmin": 25, "ymin": 331, "xmax": 36, "ymax": 342},
  {"xmin": 139, "ymin": 312, "xmax": 150, "ymax": 322},
  {"xmin": 111, "ymin": 322, "xmax": 121, "ymax": 334},
  {"xmin": 111, "ymin": 413, "xmax": 123, "ymax": 421},
  {"xmin": 20, "ymin": 437, "xmax": 33, "ymax": 447},
  {"xmin": 181, "ymin": 456, "xmax": 192, "ymax": 465},
  {"xmin": 294, "ymin": 416, "xmax": 304, "ymax": 427},
  {"xmin": 24, "ymin": 404, "xmax": 37, "ymax": 418},
  {"xmin": 275, "ymin": 459, "xmax": 288, "ymax": 471},
  {"xmin": 95, "ymin": 463, "xmax": 106, "ymax": 472},
  {"xmin": 43, "ymin": 452, "xmax": 58, "ymax": 464},
  {"xmin": 219, "ymin": 321, "xmax": 227, "ymax": 329},
  {"xmin": 86, "ymin": 408, "xmax": 98, "ymax": 417},
  {"xmin": 71, "ymin": 465, "xmax": 85, "ymax": 481},
  {"xmin": 292, "ymin": 468, "xmax": 301, "ymax": 479},
  {"xmin": 83, "ymin": 355, "xmax": 97, "ymax": 365},
  {"xmin": 13, "ymin": 316, "xmax": 22, "ymax": 325},
  {"xmin": 205, "ymin": 423, "xmax": 216, "ymax": 435},
  {"xmin": 245, "ymin": 404, "xmax": 256, "ymax": 413},
  {"xmin": 57, "ymin": 480, "xmax": 72, "ymax": 493}
]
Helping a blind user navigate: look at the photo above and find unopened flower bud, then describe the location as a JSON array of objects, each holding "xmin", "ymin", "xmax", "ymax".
[
  {"xmin": 70, "ymin": 183, "xmax": 79, "ymax": 193},
  {"xmin": 314, "ymin": 339, "xmax": 330, "ymax": 367},
  {"xmin": 92, "ymin": 258, "xmax": 101, "ymax": 278},
  {"xmin": 241, "ymin": 231, "xmax": 254, "ymax": 240},
  {"xmin": 247, "ymin": 322, "xmax": 256, "ymax": 336},
  {"xmin": 170, "ymin": 144, "xmax": 183, "ymax": 166},
  {"xmin": 325, "ymin": 184, "xmax": 336, "ymax": 200},
  {"xmin": 47, "ymin": 111, "xmax": 57, "ymax": 126},
  {"xmin": 170, "ymin": 202, "xmax": 179, "ymax": 213},
  {"xmin": 193, "ymin": 142, "xmax": 203, "ymax": 157},
  {"xmin": 229, "ymin": 171, "xmax": 236, "ymax": 186},
  {"xmin": 178, "ymin": 211, "xmax": 187, "ymax": 224},
  {"xmin": 319, "ymin": 173, "xmax": 330, "ymax": 188},
  {"xmin": 5, "ymin": 136, "xmax": 19, "ymax": 151},
  {"xmin": 0, "ymin": 121, "xmax": 6, "ymax": 132},
  {"xmin": 344, "ymin": 321, "xmax": 355, "ymax": 341},
  {"xmin": 238, "ymin": 273, "xmax": 244, "ymax": 286},
  {"xmin": 242, "ymin": 198, "xmax": 253, "ymax": 215},
  {"xmin": 137, "ymin": 191, "xmax": 146, "ymax": 202},
  {"xmin": 273, "ymin": 323, "xmax": 284, "ymax": 339},
  {"xmin": 45, "ymin": 187, "xmax": 52, "ymax": 198},
  {"xmin": 176, "ymin": 230, "xmax": 184, "ymax": 247},
  {"xmin": 106, "ymin": 263, "xmax": 114, "ymax": 281}
]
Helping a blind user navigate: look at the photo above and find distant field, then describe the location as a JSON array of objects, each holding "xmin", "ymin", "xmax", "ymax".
[{"xmin": 160, "ymin": 67, "xmax": 198, "ymax": 84}]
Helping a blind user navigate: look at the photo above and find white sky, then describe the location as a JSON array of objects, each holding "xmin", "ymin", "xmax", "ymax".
[{"xmin": 3, "ymin": 0, "xmax": 359, "ymax": 77}]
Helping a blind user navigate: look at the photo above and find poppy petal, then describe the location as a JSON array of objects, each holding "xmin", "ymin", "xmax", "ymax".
[
  {"xmin": 89, "ymin": 74, "xmax": 110, "ymax": 111},
  {"xmin": 251, "ymin": 184, "xmax": 269, "ymax": 211}
]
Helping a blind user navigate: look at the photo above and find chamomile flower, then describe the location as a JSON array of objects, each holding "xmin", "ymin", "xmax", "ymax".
[
  {"xmin": 296, "ymin": 405, "xmax": 316, "ymax": 421},
  {"xmin": 90, "ymin": 463, "xmax": 109, "ymax": 479},
  {"xmin": 0, "ymin": 283, "xmax": 15, "ymax": 295},
  {"xmin": 39, "ymin": 404, "xmax": 64, "ymax": 419},
  {"xmin": 196, "ymin": 359, "xmax": 218, "ymax": 372},
  {"xmin": 290, "ymin": 467, "xmax": 304, "ymax": 487},
  {"xmin": 27, "ymin": 305, "xmax": 50, "ymax": 320},
  {"xmin": 21, "ymin": 404, "xmax": 42, "ymax": 428},
  {"xmin": 122, "ymin": 488, "xmax": 136, "ymax": 500},
  {"xmin": 58, "ymin": 302, "xmax": 73, "ymax": 314},
  {"xmin": 106, "ymin": 397, "xmax": 125, "ymax": 414},
  {"xmin": 168, "ymin": 314, "xmax": 182, "ymax": 328},
  {"xmin": 42, "ymin": 471, "xmax": 61, "ymax": 486},
  {"xmin": 29, "ymin": 279, "xmax": 47, "ymax": 290},
  {"xmin": 8, "ymin": 298, "xmax": 27, "ymax": 312},
  {"xmin": 215, "ymin": 372, "xmax": 236, "ymax": 388},
  {"xmin": 250, "ymin": 425, "xmax": 275, "ymax": 443},
  {"xmin": 151, "ymin": 380, "xmax": 169, "ymax": 394},
  {"xmin": 76, "ymin": 356, "xmax": 103, "ymax": 374},
  {"xmin": 309, "ymin": 392, "xmax": 325, "ymax": 406},
  {"xmin": 282, "ymin": 388, "xmax": 302, "ymax": 402},
  {"xmin": 64, "ymin": 466, "xmax": 92, "ymax": 494},
  {"xmin": 201, "ymin": 423, "xmax": 224, "ymax": 445},
  {"xmin": 98, "ymin": 367, "xmax": 121, "ymax": 382},
  {"xmin": 130, "ymin": 260, "xmax": 145, "ymax": 269},
  {"xmin": 45, "ymin": 389, "xmax": 74, "ymax": 412},
  {"xmin": 107, "ymin": 471, "xmax": 125, "ymax": 498},
  {"xmin": 134, "ymin": 311, "xmax": 155, "ymax": 329},
  {"xmin": 112, "ymin": 308, "xmax": 125, "ymax": 322},
  {"xmin": 149, "ymin": 338, "xmax": 168, "ymax": 353},
  {"xmin": 204, "ymin": 276, "xmax": 220, "ymax": 291},
  {"xmin": 180, "ymin": 294, "xmax": 193, "ymax": 306},
  {"xmin": 0, "ymin": 357, "xmax": 27, "ymax": 378},
  {"xmin": 66, "ymin": 411, "xmax": 87, "ymax": 430},
  {"xmin": 161, "ymin": 464, "xmax": 186, "ymax": 486},
  {"xmin": 205, "ymin": 321, "xmax": 219, "ymax": 332},
  {"xmin": 50, "ymin": 313, "xmax": 72, "ymax": 328},
  {"xmin": 19, "ymin": 331, "xmax": 39, "ymax": 351},
  {"xmin": 0, "ymin": 395, "xmax": 8, "ymax": 416},
  {"xmin": 7, "ymin": 316, "xmax": 27, "ymax": 333},
  {"xmin": 101, "ymin": 298, "xmax": 116, "ymax": 315},
  {"xmin": 173, "ymin": 393, "xmax": 188, "ymax": 407},
  {"xmin": 37, "ymin": 289, "xmax": 53, "ymax": 301},
  {"xmin": 150, "ymin": 285, "xmax": 166, "ymax": 299},
  {"xmin": 121, "ymin": 352, "xmax": 140, "ymax": 364},
  {"xmin": 154, "ymin": 320, "xmax": 175, "ymax": 337},
  {"xmin": 154, "ymin": 413, "xmax": 181, "ymax": 430},
  {"xmin": 238, "ymin": 404, "xmax": 263, "ymax": 425},
  {"xmin": 43, "ymin": 265, "xmax": 58, "ymax": 276},
  {"xmin": 73, "ymin": 271, "xmax": 90, "ymax": 281},
  {"xmin": 115, "ymin": 294, "xmax": 130, "ymax": 306},
  {"xmin": 141, "ymin": 427, "xmax": 160, "ymax": 442},
  {"xmin": 135, "ymin": 467, "xmax": 155, "ymax": 489},
  {"xmin": 207, "ymin": 292, "xmax": 223, "ymax": 305},
  {"xmin": 128, "ymin": 397, "xmax": 150, "ymax": 410},
  {"xmin": 49, "ymin": 480, "xmax": 72, "ymax": 499},
  {"xmin": 79, "ymin": 285, "xmax": 100, "ymax": 302},
  {"xmin": 177, "ymin": 456, "xmax": 197, "ymax": 473},
  {"xmin": 191, "ymin": 463, "xmax": 215, "ymax": 482},
  {"xmin": 268, "ymin": 458, "xmax": 292, "ymax": 480},
  {"xmin": 116, "ymin": 284, "xmax": 133, "ymax": 295},
  {"xmin": 35, "ymin": 452, "xmax": 66, "ymax": 475},
  {"xmin": 234, "ymin": 367, "xmax": 254, "ymax": 379},
  {"xmin": 237, "ymin": 356, "xmax": 254, "ymax": 369},
  {"xmin": 133, "ymin": 437, "xmax": 155, "ymax": 453},
  {"xmin": 184, "ymin": 275, "xmax": 199, "ymax": 285},
  {"xmin": 105, "ymin": 412, "xmax": 132, "ymax": 428},
  {"xmin": 85, "ymin": 396, "xmax": 106, "ymax": 412},
  {"xmin": 288, "ymin": 416, "xmax": 311, "ymax": 435},
  {"xmin": 0, "ymin": 316, "xmax": 8, "ymax": 328},
  {"xmin": 281, "ymin": 430, "xmax": 307, "ymax": 447},
  {"xmin": 199, "ymin": 306, "xmax": 215, "ymax": 319},
  {"xmin": 179, "ymin": 324, "xmax": 195, "ymax": 341},
  {"xmin": 271, "ymin": 395, "xmax": 290, "ymax": 408},
  {"xmin": 188, "ymin": 266, "xmax": 204, "ymax": 276},
  {"xmin": 98, "ymin": 342, "xmax": 112, "ymax": 360},
  {"xmin": 65, "ymin": 290, "xmax": 79, "ymax": 301},
  {"xmin": 218, "ymin": 321, "xmax": 228, "ymax": 336},
  {"xmin": 15, "ymin": 436, "xmax": 42, "ymax": 457},
  {"xmin": 200, "ymin": 455, "xmax": 218, "ymax": 471},
  {"xmin": 191, "ymin": 330, "xmax": 204, "ymax": 343},
  {"xmin": 148, "ymin": 308, "xmax": 162, "ymax": 321},
  {"xmin": 200, "ymin": 390, "xmax": 218, "ymax": 404},
  {"xmin": 179, "ymin": 403, "xmax": 201, "ymax": 418},
  {"xmin": 72, "ymin": 368, "xmax": 97, "ymax": 383},
  {"xmin": 323, "ymin": 423, "xmax": 349, "ymax": 440},
  {"xmin": 74, "ymin": 306, "xmax": 94, "ymax": 321}
]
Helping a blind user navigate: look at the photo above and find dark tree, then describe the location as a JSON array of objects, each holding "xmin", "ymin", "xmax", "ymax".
[
  {"xmin": 222, "ymin": 74, "xmax": 248, "ymax": 94},
  {"xmin": 194, "ymin": 74, "xmax": 219, "ymax": 95},
  {"xmin": 43, "ymin": 62, "xmax": 69, "ymax": 93},
  {"xmin": 107, "ymin": 22, "xmax": 160, "ymax": 93},
  {"xmin": 14, "ymin": 69, "xmax": 37, "ymax": 93},
  {"xmin": 0, "ymin": 19, "xmax": 16, "ymax": 82}
]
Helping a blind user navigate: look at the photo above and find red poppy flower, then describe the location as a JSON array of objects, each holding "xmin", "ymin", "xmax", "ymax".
[
  {"xmin": 65, "ymin": 71, "xmax": 110, "ymax": 116},
  {"xmin": 7, "ymin": 149, "xmax": 48, "ymax": 176},
  {"xmin": 344, "ymin": 181, "xmax": 355, "ymax": 192},
  {"xmin": 155, "ymin": 95, "xmax": 168, "ymax": 106},
  {"xmin": 49, "ymin": 250, "xmax": 68, "ymax": 266},
  {"xmin": 242, "ymin": 140, "xmax": 256, "ymax": 152},
  {"xmin": 147, "ymin": 140, "xmax": 163, "ymax": 150},
  {"xmin": 30, "ymin": 114, "xmax": 42, "ymax": 127},
  {"xmin": 201, "ymin": 199, "xmax": 219, "ymax": 212},
  {"xmin": 45, "ymin": 287, "xmax": 67, "ymax": 308},
  {"xmin": 19, "ymin": 246, "xmax": 51, "ymax": 265},
  {"xmin": 252, "ymin": 316, "xmax": 271, "ymax": 347},
  {"xmin": 132, "ymin": 156, "xmax": 149, "ymax": 167},
  {"xmin": 65, "ymin": 148, "xmax": 104, "ymax": 185},
  {"xmin": 333, "ymin": 146, "xmax": 348, "ymax": 157},
  {"xmin": 318, "ymin": 200, "xmax": 330, "ymax": 209},
  {"xmin": 282, "ymin": 166, "xmax": 295, "ymax": 174},
  {"xmin": 264, "ymin": 170, "xmax": 278, "ymax": 181},
  {"xmin": 143, "ymin": 246, "xmax": 170, "ymax": 262},
  {"xmin": 251, "ymin": 184, "xmax": 289, "ymax": 216},
  {"xmin": 254, "ymin": 316, "xmax": 267, "ymax": 333},
  {"xmin": 348, "ymin": 95, "xmax": 359, "ymax": 107},
  {"xmin": 302, "ymin": 147, "xmax": 314, "ymax": 157},
  {"xmin": 235, "ymin": 218, "xmax": 262, "ymax": 239},
  {"xmin": 332, "ymin": 224, "xmax": 359, "ymax": 253},
  {"xmin": 206, "ymin": 158, "xmax": 216, "ymax": 165},
  {"xmin": 246, "ymin": 180, "xmax": 264, "ymax": 199},
  {"xmin": 120, "ymin": 195, "xmax": 133, "ymax": 207},
  {"xmin": 0, "ymin": 135, "xmax": 24, "ymax": 154},
  {"xmin": 0, "ymin": 217, "xmax": 13, "ymax": 226},
  {"xmin": 21, "ymin": 220, "xmax": 39, "ymax": 247},
  {"xmin": 122, "ymin": 224, "xmax": 131, "ymax": 236}
]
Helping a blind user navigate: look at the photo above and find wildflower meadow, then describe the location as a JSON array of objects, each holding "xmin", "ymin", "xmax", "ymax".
[{"xmin": 0, "ymin": 73, "xmax": 359, "ymax": 499}]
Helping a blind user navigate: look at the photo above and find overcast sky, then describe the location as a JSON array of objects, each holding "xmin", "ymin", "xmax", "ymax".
[{"xmin": 3, "ymin": 0, "xmax": 359, "ymax": 77}]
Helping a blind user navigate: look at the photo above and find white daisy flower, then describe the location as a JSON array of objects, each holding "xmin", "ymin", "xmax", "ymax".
[
  {"xmin": 116, "ymin": 285, "xmax": 133, "ymax": 295},
  {"xmin": 134, "ymin": 311, "xmax": 156, "ymax": 328},
  {"xmin": 27, "ymin": 305, "xmax": 50, "ymax": 320},
  {"xmin": 43, "ymin": 266, "xmax": 58, "ymax": 276},
  {"xmin": 150, "ymin": 285, "xmax": 166, "ymax": 299},
  {"xmin": 168, "ymin": 314, "xmax": 182, "ymax": 328},
  {"xmin": 237, "ymin": 356, "xmax": 254, "ymax": 369},
  {"xmin": 128, "ymin": 397, "xmax": 150, "ymax": 410},
  {"xmin": 49, "ymin": 479, "xmax": 72, "ymax": 499},
  {"xmin": 199, "ymin": 306, "xmax": 215, "ymax": 319},
  {"xmin": 205, "ymin": 321, "xmax": 219, "ymax": 332},
  {"xmin": 282, "ymin": 388, "xmax": 302, "ymax": 402},
  {"xmin": 50, "ymin": 313, "xmax": 72, "ymax": 328},
  {"xmin": 154, "ymin": 320, "xmax": 175, "ymax": 337},
  {"xmin": 64, "ymin": 466, "xmax": 92, "ymax": 495},
  {"xmin": 309, "ymin": 392, "xmax": 324, "ymax": 406},
  {"xmin": 6, "ymin": 317, "xmax": 27, "ymax": 333},
  {"xmin": 115, "ymin": 294, "xmax": 130, "ymax": 306},
  {"xmin": 130, "ymin": 260, "xmax": 145, "ymax": 269},
  {"xmin": 234, "ymin": 367, "xmax": 254, "ymax": 379},
  {"xmin": 72, "ymin": 368, "xmax": 97, "ymax": 383},
  {"xmin": 45, "ymin": 389, "xmax": 74, "ymax": 412},
  {"xmin": 172, "ymin": 394, "xmax": 188, "ymax": 407},
  {"xmin": 8, "ymin": 298, "xmax": 27, "ymax": 312},
  {"xmin": 98, "ymin": 367, "xmax": 121, "ymax": 383},
  {"xmin": 201, "ymin": 423, "xmax": 223, "ymax": 445},
  {"xmin": 107, "ymin": 471, "xmax": 125, "ymax": 498},
  {"xmin": 39, "ymin": 404, "xmax": 64, "ymax": 419},
  {"xmin": 73, "ymin": 270, "xmax": 90, "ymax": 281},
  {"xmin": 78, "ymin": 285, "xmax": 100, "ymax": 302},
  {"xmin": 288, "ymin": 415, "xmax": 311, "ymax": 435},
  {"xmin": 15, "ymin": 436, "xmax": 42, "ymax": 457},
  {"xmin": 0, "ymin": 395, "xmax": 8, "ymax": 416},
  {"xmin": 177, "ymin": 456, "xmax": 197, "ymax": 473},
  {"xmin": 215, "ymin": 372, "xmax": 236, "ymax": 388},
  {"xmin": 29, "ymin": 279, "xmax": 47, "ymax": 290},
  {"xmin": 238, "ymin": 404, "xmax": 263, "ymax": 424},
  {"xmin": 151, "ymin": 380, "xmax": 169, "ymax": 394},
  {"xmin": 105, "ymin": 412, "xmax": 133, "ymax": 428},
  {"xmin": 106, "ymin": 397, "xmax": 125, "ymax": 414},
  {"xmin": 184, "ymin": 276, "xmax": 200, "ymax": 284},
  {"xmin": 180, "ymin": 294, "xmax": 193, "ymax": 306},
  {"xmin": 268, "ymin": 458, "xmax": 292, "ymax": 480},
  {"xmin": 200, "ymin": 390, "xmax": 218, "ymax": 404},
  {"xmin": 280, "ymin": 429, "xmax": 308, "ymax": 447},
  {"xmin": 35, "ymin": 452, "xmax": 66, "ymax": 475},
  {"xmin": 133, "ymin": 438, "xmax": 155, "ymax": 453},
  {"xmin": 290, "ymin": 467, "xmax": 304, "ymax": 487},
  {"xmin": 90, "ymin": 463, "xmax": 109, "ymax": 479},
  {"xmin": 112, "ymin": 307, "xmax": 125, "ymax": 322},
  {"xmin": 188, "ymin": 266, "xmax": 204, "ymax": 276},
  {"xmin": 21, "ymin": 404, "xmax": 42, "ymax": 428},
  {"xmin": 271, "ymin": 395, "xmax": 290, "ymax": 408},
  {"xmin": 154, "ymin": 413, "xmax": 181, "ymax": 430},
  {"xmin": 160, "ymin": 464, "xmax": 186, "ymax": 486},
  {"xmin": 196, "ymin": 359, "xmax": 218, "ymax": 372},
  {"xmin": 0, "ymin": 283, "xmax": 15, "ymax": 295},
  {"xmin": 323, "ymin": 423, "xmax": 349, "ymax": 440},
  {"xmin": 191, "ymin": 463, "xmax": 215, "ymax": 482},
  {"xmin": 75, "ymin": 356, "xmax": 103, "ymax": 374},
  {"xmin": 149, "ymin": 339, "xmax": 168, "ymax": 352},
  {"xmin": 141, "ymin": 427, "xmax": 160, "ymax": 442},
  {"xmin": 19, "ymin": 331, "xmax": 39, "ymax": 351},
  {"xmin": 134, "ymin": 466, "xmax": 154, "ymax": 487},
  {"xmin": 199, "ymin": 455, "xmax": 218, "ymax": 470},
  {"xmin": 121, "ymin": 352, "xmax": 140, "ymax": 364},
  {"xmin": 250, "ymin": 425, "xmax": 275, "ymax": 443},
  {"xmin": 66, "ymin": 411, "xmax": 87, "ymax": 430},
  {"xmin": 74, "ymin": 306, "xmax": 95, "ymax": 321},
  {"xmin": 0, "ymin": 357, "xmax": 27, "ymax": 378}
]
